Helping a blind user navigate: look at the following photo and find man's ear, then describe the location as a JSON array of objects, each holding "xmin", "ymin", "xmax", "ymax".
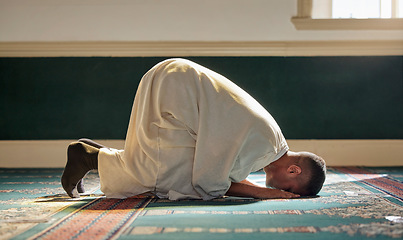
[{"xmin": 287, "ymin": 164, "xmax": 302, "ymax": 175}]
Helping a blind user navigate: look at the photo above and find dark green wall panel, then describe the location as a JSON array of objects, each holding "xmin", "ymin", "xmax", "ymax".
[{"xmin": 0, "ymin": 56, "xmax": 402, "ymax": 140}]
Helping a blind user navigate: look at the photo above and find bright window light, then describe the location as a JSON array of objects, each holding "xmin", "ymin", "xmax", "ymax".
[
  {"xmin": 331, "ymin": 0, "xmax": 402, "ymax": 18},
  {"xmin": 333, "ymin": 0, "xmax": 379, "ymax": 18},
  {"xmin": 381, "ymin": 0, "xmax": 392, "ymax": 18},
  {"xmin": 399, "ymin": 0, "xmax": 403, "ymax": 17}
]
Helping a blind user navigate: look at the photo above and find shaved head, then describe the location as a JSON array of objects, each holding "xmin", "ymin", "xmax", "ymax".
[{"xmin": 298, "ymin": 152, "xmax": 326, "ymax": 196}]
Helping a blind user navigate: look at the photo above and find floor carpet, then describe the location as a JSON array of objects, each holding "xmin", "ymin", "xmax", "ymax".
[{"xmin": 0, "ymin": 167, "xmax": 402, "ymax": 240}]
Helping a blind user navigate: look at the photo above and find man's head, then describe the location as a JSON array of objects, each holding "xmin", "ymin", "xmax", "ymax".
[{"xmin": 264, "ymin": 151, "xmax": 326, "ymax": 196}]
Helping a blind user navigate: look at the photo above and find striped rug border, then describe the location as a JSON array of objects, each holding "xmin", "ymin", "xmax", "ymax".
[
  {"xmin": 333, "ymin": 167, "xmax": 403, "ymax": 202},
  {"xmin": 28, "ymin": 197, "xmax": 153, "ymax": 240}
]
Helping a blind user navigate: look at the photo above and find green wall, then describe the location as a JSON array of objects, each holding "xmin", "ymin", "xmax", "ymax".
[{"xmin": 0, "ymin": 56, "xmax": 402, "ymax": 140}]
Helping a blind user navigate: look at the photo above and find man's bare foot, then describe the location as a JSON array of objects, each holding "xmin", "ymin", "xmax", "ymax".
[
  {"xmin": 76, "ymin": 179, "xmax": 85, "ymax": 194},
  {"xmin": 61, "ymin": 142, "xmax": 99, "ymax": 198}
]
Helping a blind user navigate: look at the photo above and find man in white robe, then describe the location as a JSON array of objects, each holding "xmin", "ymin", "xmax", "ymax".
[{"xmin": 62, "ymin": 58, "xmax": 326, "ymax": 200}]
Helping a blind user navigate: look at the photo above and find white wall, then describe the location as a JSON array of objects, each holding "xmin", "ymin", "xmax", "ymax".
[{"xmin": 1, "ymin": 0, "xmax": 402, "ymax": 42}]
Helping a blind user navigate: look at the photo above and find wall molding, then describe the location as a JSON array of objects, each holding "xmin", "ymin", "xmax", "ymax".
[
  {"xmin": 0, "ymin": 41, "xmax": 402, "ymax": 57},
  {"xmin": 0, "ymin": 140, "xmax": 402, "ymax": 168}
]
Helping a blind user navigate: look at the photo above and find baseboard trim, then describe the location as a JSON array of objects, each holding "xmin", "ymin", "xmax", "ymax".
[
  {"xmin": 0, "ymin": 139, "xmax": 401, "ymax": 168},
  {"xmin": 287, "ymin": 139, "xmax": 403, "ymax": 167},
  {"xmin": 1, "ymin": 40, "xmax": 402, "ymax": 57},
  {"xmin": 0, "ymin": 140, "xmax": 124, "ymax": 168}
]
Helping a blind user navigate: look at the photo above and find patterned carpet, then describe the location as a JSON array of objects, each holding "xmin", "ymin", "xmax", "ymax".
[{"xmin": 0, "ymin": 167, "xmax": 402, "ymax": 240}]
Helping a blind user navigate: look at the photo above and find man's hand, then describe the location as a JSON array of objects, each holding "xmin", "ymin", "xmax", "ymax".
[
  {"xmin": 257, "ymin": 188, "xmax": 300, "ymax": 199},
  {"xmin": 226, "ymin": 180, "xmax": 300, "ymax": 199}
]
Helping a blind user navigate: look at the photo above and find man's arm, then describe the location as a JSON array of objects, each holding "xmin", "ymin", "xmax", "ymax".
[{"xmin": 226, "ymin": 180, "xmax": 300, "ymax": 199}]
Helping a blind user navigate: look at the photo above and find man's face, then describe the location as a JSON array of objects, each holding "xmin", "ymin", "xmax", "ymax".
[{"xmin": 265, "ymin": 167, "xmax": 306, "ymax": 195}]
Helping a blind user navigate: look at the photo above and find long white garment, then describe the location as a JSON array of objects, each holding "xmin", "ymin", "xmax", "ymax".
[{"xmin": 98, "ymin": 58, "xmax": 288, "ymax": 200}]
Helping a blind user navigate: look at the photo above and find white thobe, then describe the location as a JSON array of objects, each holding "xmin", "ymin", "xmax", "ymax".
[{"xmin": 98, "ymin": 58, "xmax": 288, "ymax": 200}]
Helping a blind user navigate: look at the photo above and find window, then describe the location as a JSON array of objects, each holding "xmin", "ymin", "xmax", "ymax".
[
  {"xmin": 313, "ymin": 0, "xmax": 403, "ymax": 19},
  {"xmin": 292, "ymin": 0, "xmax": 403, "ymax": 29}
]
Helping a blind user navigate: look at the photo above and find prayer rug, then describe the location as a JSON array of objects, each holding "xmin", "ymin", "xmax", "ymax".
[{"xmin": 1, "ymin": 167, "xmax": 402, "ymax": 240}]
